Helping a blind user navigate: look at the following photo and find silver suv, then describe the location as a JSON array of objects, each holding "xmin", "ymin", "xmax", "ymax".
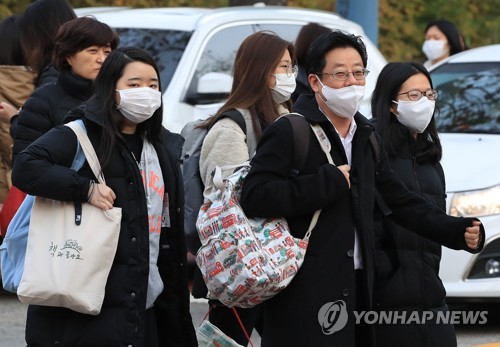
[{"xmin": 77, "ymin": 5, "xmax": 387, "ymax": 133}]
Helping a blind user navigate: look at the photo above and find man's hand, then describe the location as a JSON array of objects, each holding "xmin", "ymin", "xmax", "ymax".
[
  {"xmin": 337, "ymin": 164, "xmax": 351, "ymax": 189},
  {"xmin": 465, "ymin": 220, "xmax": 482, "ymax": 250}
]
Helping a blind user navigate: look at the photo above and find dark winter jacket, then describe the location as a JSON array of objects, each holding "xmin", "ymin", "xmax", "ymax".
[
  {"xmin": 12, "ymin": 68, "xmax": 93, "ymax": 163},
  {"xmin": 239, "ymin": 94, "xmax": 485, "ymax": 347},
  {"xmin": 12, "ymin": 98, "xmax": 197, "ymax": 347},
  {"xmin": 373, "ymin": 122, "xmax": 456, "ymax": 347}
]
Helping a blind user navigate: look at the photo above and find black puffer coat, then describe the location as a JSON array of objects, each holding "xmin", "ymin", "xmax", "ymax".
[
  {"xmin": 373, "ymin": 123, "xmax": 456, "ymax": 347},
  {"xmin": 12, "ymin": 99, "xmax": 197, "ymax": 347},
  {"xmin": 12, "ymin": 69, "xmax": 93, "ymax": 163},
  {"xmin": 239, "ymin": 94, "xmax": 485, "ymax": 347}
]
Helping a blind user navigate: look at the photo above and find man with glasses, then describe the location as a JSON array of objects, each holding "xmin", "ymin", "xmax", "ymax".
[{"xmin": 239, "ymin": 31, "xmax": 484, "ymax": 347}]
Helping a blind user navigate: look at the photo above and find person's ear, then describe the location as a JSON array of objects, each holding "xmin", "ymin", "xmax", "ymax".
[
  {"xmin": 390, "ymin": 101, "xmax": 398, "ymax": 115},
  {"xmin": 309, "ymin": 74, "xmax": 321, "ymax": 93}
]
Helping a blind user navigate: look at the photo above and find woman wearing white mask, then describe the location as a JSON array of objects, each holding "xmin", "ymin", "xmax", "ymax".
[
  {"xmin": 422, "ymin": 19, "xmax": 466, "ymax": 69},
  {"xmin": 192, "ymin": 31, "xmax": 296, "ymax": 345},
  {"xmin": 12, "ymin": 47, "xmax": 197, "ymax": 347},
  {"xmin": 371, "ymin": 62, "xmax": 457, "ymax": 347}
]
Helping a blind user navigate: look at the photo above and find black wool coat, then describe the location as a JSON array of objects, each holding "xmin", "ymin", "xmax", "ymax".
[
  {"xmin": 12, "ymin": 99, "xmax": 197, "ymax": 347},
  {"xmin": 12, "ymin": 69, "xmax": 93, "ymax": 163},
  {"xmin": 239, "ymin": 94, "xmax": 485, "ymax": 347}
]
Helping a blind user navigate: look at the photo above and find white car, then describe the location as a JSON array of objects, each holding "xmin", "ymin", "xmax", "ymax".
[
  {"xmin": 430, "ymin": 44, "xmax": 500, "ymax": 300},
  {"xmin": 76, "ymin": 5, "xmax": 387, "ymax": 133}
]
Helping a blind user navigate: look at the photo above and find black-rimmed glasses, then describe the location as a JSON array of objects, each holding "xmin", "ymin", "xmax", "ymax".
[{"xmin": 397, "ymin": 89, "xmax": 438, "ymax": 101}]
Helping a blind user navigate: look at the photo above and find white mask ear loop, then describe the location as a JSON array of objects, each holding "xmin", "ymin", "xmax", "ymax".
[
  {"xmin": 391, "ymin": 100, "xmax": 400, "ymax": 116},
  {"xmin": 315, "ymin": 75, "xmax": 328, "ymax": 104}
]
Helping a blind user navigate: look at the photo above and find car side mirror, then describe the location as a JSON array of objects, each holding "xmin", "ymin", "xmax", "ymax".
[{"xmin": 185, "ymin": 72, "xmax": 232, "ymax": 105}]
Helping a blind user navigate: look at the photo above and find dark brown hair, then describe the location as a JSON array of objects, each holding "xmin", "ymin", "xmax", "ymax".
[
  {"xmin": 202, "ymin": 31, "xmax": 295, "ymax": 139},
  {"xmin": 0, "ymin": 15, "xmax": 25, "ymax": 66},
  {"xmin": 53, "ymin": 16, "xmax": 119, "ymax": 71},
  {"xmin": 19, "ymin": 0, "xmax": 76, "ymax": 84},
  {"xmin": 295, "ymin": 23, "xmax": 330, "ymax": 67}
]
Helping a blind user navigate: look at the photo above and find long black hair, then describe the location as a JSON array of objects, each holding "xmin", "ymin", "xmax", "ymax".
[
  {"xmin": 93, "ymin": 47, "xmax": 163, "ymax": 167},
  {"xmin": 371, "ymin": 62, "xmax": 442, "ymax": 163}
]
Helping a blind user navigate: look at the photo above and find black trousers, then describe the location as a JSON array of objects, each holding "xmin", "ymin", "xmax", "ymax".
[{"xmin": 355, "ymin": 269, "xmax": 370, "ymax": 347}]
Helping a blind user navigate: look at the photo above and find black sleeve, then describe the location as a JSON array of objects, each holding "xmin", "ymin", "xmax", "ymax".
[
  {"xmin": 374, "ymin": 137, "xmax": 485, "ymax": 253},
  {"xmin": 12, "ymin": 87, "xmax": 56, "ymax": 165},
  {"xmin": 12, "ymin": 125, "xmax": 91, "ymax": 202}
]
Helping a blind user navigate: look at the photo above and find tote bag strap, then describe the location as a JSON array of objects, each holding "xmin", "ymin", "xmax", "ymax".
[{"xmin": 65, "ymin": 121, "xmax": 105, "ymax": 185}]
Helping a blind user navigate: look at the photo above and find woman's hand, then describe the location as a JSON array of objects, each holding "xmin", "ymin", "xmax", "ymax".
[
  {"xmin": 464, "ymin": 220, "xmax": 482, "ymax": 250},
  {"xmin": 0, "ymin": 102, "xmax": 19, "ymax": 124},
  {"xmin": 89, "ymin": 182, "xmax": 116, "ymax": 210}
]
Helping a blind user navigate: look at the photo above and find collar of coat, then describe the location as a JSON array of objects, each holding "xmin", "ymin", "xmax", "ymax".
[{"xmin": 57, "ymin": 69, "xmax": 95, "ymax": 101}]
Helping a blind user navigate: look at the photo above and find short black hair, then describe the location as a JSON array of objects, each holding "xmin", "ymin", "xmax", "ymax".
[{"xmin": 305, "ymin": 30, "xmax": 368, "ymax": 75}]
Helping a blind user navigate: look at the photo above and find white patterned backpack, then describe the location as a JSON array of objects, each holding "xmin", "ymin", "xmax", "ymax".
[{"xmin": 195, "ymin": 114, "xmax": 335, "ymax": 308}]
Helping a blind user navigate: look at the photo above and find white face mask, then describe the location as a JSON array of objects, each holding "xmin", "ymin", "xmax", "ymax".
[
  {"xmin": 317, "ymin": 77, "xmax": 364, "ymax": 119},
  {"xmin": 116, "ymin": 87, "xmax": 162, "ymax": 124},
  {"xmin": 422, "ymin": 40, "xmax": 448, "ymax": 61},
  {"xmin": 392, "ymin": 97, "xmax": 436, "ymax": 133},
  {"xmin": 271, "ymin": 73, "xmax": 296, "ymax": 104}
]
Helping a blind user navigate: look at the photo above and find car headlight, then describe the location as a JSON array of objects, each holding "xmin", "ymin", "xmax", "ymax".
[
  {"xmin": 467, "ymin": 238, "xmax": 500, "ymax": 279},
  {"xmin": 449, "ymin": 185, "xmax": 500, "ymax": 217}
]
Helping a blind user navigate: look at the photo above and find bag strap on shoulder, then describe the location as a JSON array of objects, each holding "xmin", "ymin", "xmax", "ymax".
[
  {"xmin": 218, "ymin": 109, "xmax": 246, "ymax": 135},
  {"xmin": 65, "ymin": 121, "xmax": 105, "ymax": 185}
]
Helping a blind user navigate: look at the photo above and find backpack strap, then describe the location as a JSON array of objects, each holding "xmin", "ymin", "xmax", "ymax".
[
  {"xmin": 219, "ymin": 109, "xmax": 246, "ymax": 135},
  {"xmin": 282, "ymin": 113, "xmax": 311, "ymax": 176},
  {"xmin": 369, "ymin": 132, "xmax": 380, "ymax": 169}
]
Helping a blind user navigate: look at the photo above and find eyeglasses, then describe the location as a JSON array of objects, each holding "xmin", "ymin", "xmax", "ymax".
[
  {"xmin": 275, "ymin": 64, "xmax": 299, "ymax": 78},
  {"xmin": 397, "ymin": 89, "xmax": 438, "ymax": 101},
  {"xmin": 318, "ymin": 68, "xmax": 370, "ymax": 81}
]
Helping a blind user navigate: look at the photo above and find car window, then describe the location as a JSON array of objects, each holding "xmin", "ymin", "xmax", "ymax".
[
  {"xmin": 431, "ymin": 62, "xmax": 500, "ymax": 134},
  {"xmin": 115, "ymin": 28, "xmax": 192, "ymax": 92},
  {"xmin": 185, "ymin": 24, "xmax": 303, "ymax": 105}
]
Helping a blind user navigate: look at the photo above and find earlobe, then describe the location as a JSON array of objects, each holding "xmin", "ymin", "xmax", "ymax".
[
  {"xmin": 308, "ymin": 74, "xmax": 320, "ymax": 93},
  {"xmin": 65, "ymin": 56, "xmax": 73, "ymax": 67}
]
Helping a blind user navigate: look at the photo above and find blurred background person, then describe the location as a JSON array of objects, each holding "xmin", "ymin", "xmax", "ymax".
[
  {"xmin": 0, "ymin": 15, "xmax": 35, "ymax": 209},
  {"xmin": 291, "ymin": 23, "xmax": 330, "ymax": 102},
  {"xmin": 12, "ymin": 16, "xmax": 119, "ymax": 163},
  {"xmin": 371, "ymin": 62, "xmax": 457, "ymax": 347},
  {"xmin": 18, "ymin": 0, "xmax": 76, "ymax": 88},
  {"xmin": 422, "ymin": 19, "xmax": 466, "ymax": 69}
]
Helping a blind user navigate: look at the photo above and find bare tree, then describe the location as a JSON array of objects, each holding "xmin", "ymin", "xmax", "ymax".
[{"xmin": 229, "ymin": 0, "xmax": 288, "ymax": 5}]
